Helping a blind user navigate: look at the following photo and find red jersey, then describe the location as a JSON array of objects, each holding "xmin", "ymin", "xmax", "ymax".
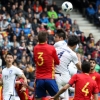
[
  {"xmin": 89, "ymin": 71, "xmax": 100, "ymax": 92},
  {"xmin": 15, "ymin": 79, "xmax": 31, "ymax": 100},
  {"xmin": 68, "ymin": 73, "xmax": 99, "ymax": 100},
  {"xmin": 33, "ymin": 43, "xmax": 59, "ymax": 79}
]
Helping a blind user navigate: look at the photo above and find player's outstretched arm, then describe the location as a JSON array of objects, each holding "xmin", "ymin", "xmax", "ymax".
[
  {"xmin": 75, "ymin": 53, "xmax": 81, "ymax": 70},
  {"xmin": 18, "ymin": 74, "xmax": 27, "ymax": 84},
  {"xmin": 93, "ymin": 94, "xmax": 98, "ymax": 100},
  {"xmin": 50, "ymin": 84, "xmax": 70, "ymax": 100},
  {"xmin": 22, "ymin": 82, "xmax": 34, "ymax": 92}
]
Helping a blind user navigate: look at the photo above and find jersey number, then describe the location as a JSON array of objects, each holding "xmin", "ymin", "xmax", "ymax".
[
  {"xmin": 82, "ymin": 82, "xmax": 89, "ymax": 96},
  {"xmin": 58, "ymin": 51, "xmax": 64, "ymax": 59},
  {"xmin": 37, "ymin": 52, "xmax": 44, "ymax": 66}
]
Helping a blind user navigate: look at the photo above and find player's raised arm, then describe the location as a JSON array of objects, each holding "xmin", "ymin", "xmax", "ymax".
[
  {"xmin": 75, "ymin": 53, "xmax": 81, "ymax": 70},
  {"xmin": 67, "ymin": 35, "xmax": 81, "ymax": 70}
]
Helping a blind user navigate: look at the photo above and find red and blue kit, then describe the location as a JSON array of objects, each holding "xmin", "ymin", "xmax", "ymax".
[{"xmin": 68, "ymin": 73, "xmax": 99, "ymax": 100}]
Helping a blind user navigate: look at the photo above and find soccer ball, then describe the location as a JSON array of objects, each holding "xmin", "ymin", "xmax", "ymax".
[{"xmin": 62, "ymin": 1, "xmax": 73, "ymax": 13}]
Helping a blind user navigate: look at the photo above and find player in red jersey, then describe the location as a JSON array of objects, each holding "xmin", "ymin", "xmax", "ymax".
[
  {"xmin": 15, "ymin": 78, "xmax": 31, "ymax": 100},
  {"xmin": 33, "ymin": 31, "xmax": 60, "ymax": 100},
  {"xmin": 50, "ymin": 61, "xmax": 99, "ymax": 100},
  {"xmin": 89, "ymin": 58, "xmax": 100, "ymax": 91}
]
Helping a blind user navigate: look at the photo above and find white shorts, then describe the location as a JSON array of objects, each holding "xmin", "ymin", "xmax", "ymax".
[
  {"xmin": 55, "ymin": 73, "xmax": 71, "ymax": 88},
  {"xmin": 55, "ymin": 73, "xmax": 71, "ymax": 100},
  {"xmin": 3, "ymin": 95, "xmax": 20, "ymax": 100}
]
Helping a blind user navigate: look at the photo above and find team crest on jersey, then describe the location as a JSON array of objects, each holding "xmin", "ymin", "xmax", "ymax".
[{"xmin": 9, "ymin": 70, "xmax": 12, "ymax": 74}]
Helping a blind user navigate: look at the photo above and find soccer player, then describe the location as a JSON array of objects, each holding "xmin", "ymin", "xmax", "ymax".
[
  {"xmin": 33, "ymin": 31, "xmax": 60, "ymax": 100},
  {"xmin": 54, "ymin": 29, "xmax": 81, "ymax": 100},
  {"xmin": 15, "ymin": 78, "xmax": 31, "ymax": 100},
  {"xmin": 89, "ymin": 58, "xmax": 100, "ymax": 91},
  {"xmin": 50, "ymin": 61, "xmax": 99, "ymax": 100},
  {"xmin": 0, "ymin": 52, "xmax": 27, "ymax": 100}
]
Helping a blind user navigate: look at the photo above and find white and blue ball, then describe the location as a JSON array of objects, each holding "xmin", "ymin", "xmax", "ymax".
[{"xmin": 62, "ymin": 1, "xmax": 73, "ymax": 12}]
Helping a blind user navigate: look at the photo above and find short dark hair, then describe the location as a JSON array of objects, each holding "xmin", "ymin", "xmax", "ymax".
[
  {"xmin": 82, "ymin": 61, "xmax": 91, "ymax": 73},
  {"xmin": 5, "ymin": 52, "xmax": 14, "ymax": 58},
  {"xmin": 38, "ymin": 31, "xmax": 48, "ymax": 43},
  {"xmin": 89, "ymin": 58, "xmax": 96, "ymax": 63},
  {"xmin": 55, "ymin": 29, "xmax": 66, "ymax": 40},
  {"xmin": 68, "ymin": 35, "xmax": 79, "ymax": 46}
]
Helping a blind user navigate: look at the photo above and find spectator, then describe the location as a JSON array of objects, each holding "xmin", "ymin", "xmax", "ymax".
[
  {"xmin": 94, "ymin": 9, "xmax": 100, "ymax": 26},
  {"xmin": 25, "ymin": 18, "xmax": 31, "ymax": 28},
  {"xmin": 63, "ymin": 20, "xmax": 71, "ymax": 31},
  {"xmin": 94, "ymin": 52, "xmax": 100, "ymax": 65},
  {"xmin": 70, "ymin": 27, "xmax": 77, "ymax": 36},
  {"xmin": 87, "ymin": 33, "xmax": 94, "ymax": 43},
  {"xmin": 51, "ymin": 1, "xmax": 58, "ymax": 13},
  {"xmin": 11, "ymin": 5, "xmax": 17, "ymax": 17},
  {"xmin": 32, "ymin": 18, "xmax": 39, "ymax": 34},
  {"xmin": 47, "ymin": 18, "xmax": 56, "ymax": 31},
  {"xmin": 63, "ymin": 14, "xmax": 72, "ymax": 25},
  {"xmin": 26, "ymin": 8, "xmax": 34, "ymax": 18},
  {"xmin": 24, "ymin": 0, "xmax": 32, "ymax": 11},
  {"xmin": 47, "ymin": 6, "xmax": 58, "ymax": 19},
  {"xmin": 23, "ymin": 24, "xmax": 31, "ymax": 36},
  {"xmin": 1, "ymin": 19, "xmax": 9, "ymax": 30},
  {"xmin": 85, "ymin": 43, "xmax": 95, "ymax": 56},
  {"xmin": 86, "ymin": 3, "xmax": 95, "ymax": 23},
  {"xmin": 10, "ymin": 18, "xmax": 16, "ymax": 28},
  {"xmin": 72, "ymin": 20, "xmax": 81, "ymax": 34},
  {"xmin": 40, "ymin": 7, "xmax": 48, "ymax": 18},
  {"xmin": 33, "ymin": 0, "xmax": 43, "ymax": 13},
  {"xmin": 40, "ymin": 14, "xmax": 49, "ymax": 25},
  {"xmin": 6, "ymin": 2, "xmax": 11, "ymax": 14},
  {"xmin": 79, "ymin": 32, "xmax": 87, "ymax": 46},
  {"xmin": 57, "ymin": 8, "xmax": 64, "ymax": 20}
]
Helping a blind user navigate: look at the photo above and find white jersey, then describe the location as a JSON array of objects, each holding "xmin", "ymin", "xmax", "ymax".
[
  {"xmin": 54, "ymin": 40, "xmax": 67, "ymax": 48},
  {"xmin": 2, "ymin": 65, "xmax": 23, "ymax": 96},
  {"xmin": 54, "ymin": 41, "xmax": 78, "ymax": 75}
]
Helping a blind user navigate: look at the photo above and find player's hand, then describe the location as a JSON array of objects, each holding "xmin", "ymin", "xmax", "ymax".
[
  {"xmin": 22, "ymin": 82, "xmax": 28, "ymax": 88},
  {"xmin": 49, "ymin": 97, "xmax": 59, "ymax": 100},
  {"xmin": 49, "ymin": 97, "xmax": 54, "ymax": 100},
  {"xmin": 20, "ymin": 87, "xmax": 26, "ymax": 92}
]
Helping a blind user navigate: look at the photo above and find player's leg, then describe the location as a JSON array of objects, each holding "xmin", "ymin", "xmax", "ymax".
[
  {"xmin": 55, "ymin": 74, "xmax": 65, "ymax": 98},
  {"xmin": 45, "ymin": 79, "xmax": 59, "ymax": 96},
  {"xmin": 3, "ymin": 95, "xmax": 13, "ymax": 100},
  {"xmin": 11, "ymin": 96, "xmax": 20, "ymax": 100},
  {"xmin": 35, "ymin": 79, "xmax": 47, "ymax": 100},
  {"xmin": 55, "ymin": 74, "xmax": 70, "ymax": 100},
  {"xmin": 63, "ymin": 89, "xmax": 69, "ymax": 100},
  {"xmin": 60, "ymin": 74, "xmax": 70, "ymax": 100}
]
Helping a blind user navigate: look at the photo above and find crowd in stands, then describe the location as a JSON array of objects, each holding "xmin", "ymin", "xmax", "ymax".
[
  {"xmin": 0, "ymin": 0, "xmax": 100, "ymax": 97},
  {"xmin": 73, "ymin": 0, "xmax": 100, "ymax": 26}
]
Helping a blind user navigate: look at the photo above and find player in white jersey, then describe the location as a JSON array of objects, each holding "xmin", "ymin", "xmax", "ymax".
[
  {"xmin": 0, "ymin": 52, "xmax": 27, "ymax": 100},
  {"xmin": 54, "ymin": 29, "xmax": 81, "ymax": 100}
]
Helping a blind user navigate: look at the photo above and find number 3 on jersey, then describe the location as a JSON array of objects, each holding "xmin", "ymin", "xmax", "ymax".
[
  {"xmin": 82, "ymin": 82, "xmax": 89, "ymax": 96},
  {"xmin": 37, "ymin": 52, "xmax": 44, "ymax": 66}
]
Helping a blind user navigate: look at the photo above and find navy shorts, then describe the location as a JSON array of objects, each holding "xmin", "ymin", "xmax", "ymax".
[{"xmin": 35, "ymin": 79, "xmax": 59, "ymax": 98}]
